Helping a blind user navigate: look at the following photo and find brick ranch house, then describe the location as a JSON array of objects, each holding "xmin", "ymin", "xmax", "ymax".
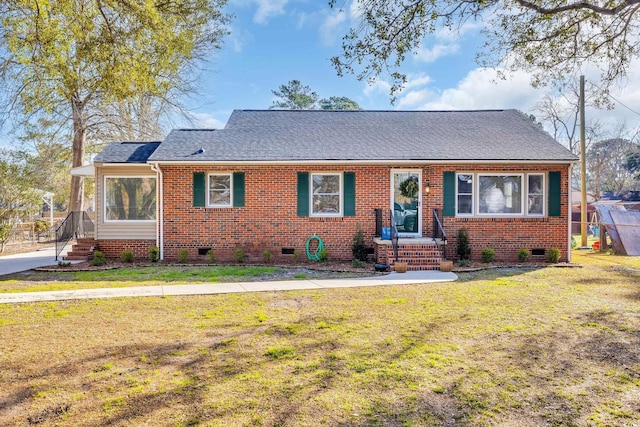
[{"xmin": 76, "ymin": 109, "xmax": 578, "ymax": 269}]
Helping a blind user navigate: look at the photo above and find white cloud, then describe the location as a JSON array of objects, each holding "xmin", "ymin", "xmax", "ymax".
[
  {"xmin": 319, "ymin": 9, "xmax": 347, "ymax": 46},
  {"xmin": 228, "ymin": 27, "xmax": 253, "ymax": 53},
  {"xmin": 420, "ymin": 68, "xmax": 543, "ymax": 111},
  {"xmin": 252, "ymin": 0, "xmax": 289, "ymax": 24},
  {"xmin": 403, "ymin": 73, "xmax": 432, "ymax": 90},
  {"xmin": 398, "ymin": 89, "xmax": 432, "ymax": 108},
  {"xmin": 415, "ymin": 43, "xmax": 460, "ymax": 63},
  {"xmin": 190, "ymin": 112, "xmax": 228, "ymax": 129},
  {"xmin": 363, "ymin": 79, "xmax": 392, "ymax": 98}
]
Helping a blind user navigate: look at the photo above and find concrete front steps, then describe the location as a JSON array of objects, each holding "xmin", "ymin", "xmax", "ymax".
[
  {"xmin": 63, "ymin": 238, "xmax": 97, "ymax": 261},
  {"xmin": 375, "ymin": 238, "xmax": 444, "ymax": 271}
]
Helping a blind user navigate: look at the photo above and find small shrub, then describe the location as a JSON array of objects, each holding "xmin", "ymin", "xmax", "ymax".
[
  {"xmin": 121, "ymin": 249, "xmax": 134, "ymax": 263},
  {"xmin": 292, "ymin": 249, "xmax": 301, "ymax": 262},
  {"xmin": 262, "ymin": 250, "xmax": 272, "ymax": 264},
  {"xmin": 352, "ymin": 224, "xmax": 368, "ymax": 262},
  {"xmin": 235, "ymin": 248, "xmax": 245, "ymax": 263},
  {"xmin": 517, "ymin": 248, "xmax": 531, "ymax": 262},
  {"xmin": 177, "ymin": 248, "xmax": 189, "ymax": 263},
  {"xmin": 458, "ymin": 259, "xmax": 471, "ymax": 267},
  {"xmin": 57, "ymin": 261, "xmax": 71, "ymax": 268},
  {"xmin": 546, "ymin": 248, "xmax": 561, "ymax": 263},
  {"xmin": 207, "ymin": 249, "xmax": 216, "ymax": 263},
  {"xmin": 318, "ymin": 247, "xmax": 329, "ymax": 263},
  {"xmin": 148, "ymin": 246, "xmax": 160, "ymax": 262},
  {"xmin": 91, "ymin": 250, "xmax": 107, "ymax": 266},
  {"xmin": 456, "ymin": 228, "xmax": 471, "ymax": 260},
  {"xmin": 481, "ymin": 247, "xmax": 495, "ymax": 263}
]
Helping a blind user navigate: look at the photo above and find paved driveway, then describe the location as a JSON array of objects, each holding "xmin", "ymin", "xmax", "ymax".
[{"xmin": 0, "ymin": 246, "xmax": 73, "ymax": 276}]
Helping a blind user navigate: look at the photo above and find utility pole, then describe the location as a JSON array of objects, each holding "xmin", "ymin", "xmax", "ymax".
[{"xmin": 580, "ymin": 75, "xmax": 588, "ymax": 248}]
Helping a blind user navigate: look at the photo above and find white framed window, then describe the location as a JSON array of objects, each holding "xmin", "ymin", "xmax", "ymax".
[
  {"xmin": 311, "ymin": 172, "xmax": 342, "ymax": 216},
  {"xmin": 456, "ymin": 174, "xmax": 474, "ymax": 216},
  {"xmin": 454, "ymin": 172, "xmax": 546, "ymax": 217},
  {"xmin": 207, "ymin": 173, "xmax": 232, "ymax": 208},
  {"xmin": 104, "ymin": 176, "xmax": 156, "ymax": 222},
  {"xmin": 478, "ymin": 174, "xmax": 524, "ymax": 215},
  {"xmin": 527, "ymin": 173, "xmax": 545, "ymax": 216}
]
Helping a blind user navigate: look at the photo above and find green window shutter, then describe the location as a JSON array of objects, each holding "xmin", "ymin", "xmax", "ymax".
[
  {"xmin": 443, "ymin": 171, "xmax": 456, "ymax": 217},
  {"xmin": 297, "ymin": 172, "xmax": 309, "ymax": 217},
  {"xmin": 233, "ymin": 172, "xmax": 245, "ymax": 207},
  {"xmin": 193, "ymin": 172, "xmax": 205, "ymax": 207},
  {"xmin": 548, "ymin": 171, "xmax": 561, "ymax": 217},
  {"xmin": 343, "ymin": 172, "xmax": 355, "ymax": 217}
]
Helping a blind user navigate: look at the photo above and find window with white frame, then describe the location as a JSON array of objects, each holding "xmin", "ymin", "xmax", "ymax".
[
  {"xmin": 456, "ymin": 174, "xmax": 473, "ymax": 215},
  {"xmin": 104, "ymin": 176, "xmax": 156, "ymax": 221},
  {"xmin": 311, "ymin": 173, "xmax": 342, "ymax": 216},
  {"xmin": 478, "ymin": 174, "xmax": 523, "ymax": 215},
  {"xmin": 527, "ymin": 174, "xmax": 545, "ymax": 215},
  {"xmin": 208, "ymin": 173, "xmax": 232, "ymax": 207},
  {"xmin": 455, "ymin": 172, "xmax": 546, "ymax": 217}
]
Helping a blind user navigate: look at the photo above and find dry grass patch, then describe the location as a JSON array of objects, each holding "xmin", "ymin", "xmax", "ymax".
[{"xmin": 1, "ymin": 251, "xmax": 639, "ymax": 426}]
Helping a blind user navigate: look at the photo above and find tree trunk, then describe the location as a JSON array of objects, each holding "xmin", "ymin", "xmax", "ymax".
[{"xmin": 69, "ymin": 96, "xmax": 86, "ymax": 212}]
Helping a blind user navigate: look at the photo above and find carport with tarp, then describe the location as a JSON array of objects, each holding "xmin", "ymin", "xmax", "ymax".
[{"xmin": 594, "ymin": 204, "xmax": 640, "ymax": 255}]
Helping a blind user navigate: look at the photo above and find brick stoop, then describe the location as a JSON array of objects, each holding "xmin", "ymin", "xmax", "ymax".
[
  {"xmin": 63, "ymin": 238, "xmax": 97, "ymax": 261},
  {"xmin": 386, "ymin": 241, "xmax": 443, "ymax": 271}
]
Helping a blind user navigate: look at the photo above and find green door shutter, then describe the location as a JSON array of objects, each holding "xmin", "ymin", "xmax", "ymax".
[
  {"xmin": 233, "ymin": 172, "xmax": 245, "ymax": 207},
  {"xmin": 443, "ymin": 171, "xmax": 456, "ymax": 217},
  {"xmin": 548, "ymin": 171, "xmax": 561, "ymax": 217},
  {"xmin": 297, "ymin": 172, "xmax": 309, "ymax": 217},
  {"xmin": 193, "ymin": 172, "xmax": 205, "ymax": 207},
  {"xmin": 343, "ymin": 172, "xmax": 355, "ymax": 217}
]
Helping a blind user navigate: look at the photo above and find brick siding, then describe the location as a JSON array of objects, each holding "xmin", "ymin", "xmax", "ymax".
[{"xmin": 152, "ymin": 163, "xmax": 571, "ymax": 263}]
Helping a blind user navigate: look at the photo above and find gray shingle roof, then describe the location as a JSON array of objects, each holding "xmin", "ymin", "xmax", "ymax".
[
  {"xmin": 144, "ymin": 109, "xmax": 577, "ymax": 163},
  {"xmin": 94, "ymin": 142, "xmax": 161, "ymax": 163}
]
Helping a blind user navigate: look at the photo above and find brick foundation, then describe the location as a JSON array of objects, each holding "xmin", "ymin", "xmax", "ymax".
[{"xmin": 96, "ymin": 239, "xmax": 157, "ymax": 261}]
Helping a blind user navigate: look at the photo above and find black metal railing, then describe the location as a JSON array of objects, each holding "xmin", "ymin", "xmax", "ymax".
[
  {"xmin": 390, "ymin": 209, "xmax": 399, "ymax": 261},
  {"xmin": 374, "ymin": 208, "xmax": 382, "ymax": 237},
  {"xmin": 432, "ymin": 208, "xmax": 447, "ymax": 259},
  {"xmin": 55, "ymin": 211, "xmax": 95, "ymax": 260}
]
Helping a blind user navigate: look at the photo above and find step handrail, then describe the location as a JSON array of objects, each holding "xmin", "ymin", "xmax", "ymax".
[
  {"xmin": 390, "ymin": 209, "xmax": 399, "ymax": 261},
  {"xmin": 432, "ymin": 208, "xmax": 447, "ymax": 260},
  {"xmin": 55, "ymin": 211, "xmax": 95, "ymax": 260}
]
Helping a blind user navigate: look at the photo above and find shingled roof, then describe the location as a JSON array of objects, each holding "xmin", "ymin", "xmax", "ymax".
[
  {"xmin": 110, "ymin": 110, "xmax": 579, "ymax": 163},
  {"xmin": 94, "ymin": 142, "xmax": 161, "ymax": 163}
]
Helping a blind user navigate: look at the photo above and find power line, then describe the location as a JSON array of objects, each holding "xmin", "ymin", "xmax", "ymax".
[{"xmin": 590, "ymin": 81, "xmax": 640, "ymax": 118}]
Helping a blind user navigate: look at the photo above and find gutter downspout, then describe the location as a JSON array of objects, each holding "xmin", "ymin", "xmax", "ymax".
[
  {"xmin": 567, "ymin": 164, "xmax": 573, "ymax": 263},
  {"xmin": 150, "ymin": 162, "xmax": 164, "ymax": 260}
]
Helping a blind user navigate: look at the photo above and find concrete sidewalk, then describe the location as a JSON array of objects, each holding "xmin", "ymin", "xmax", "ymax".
[{"xmin": 0, "ymin": 270, "xmax": 457, "ymax": 304}]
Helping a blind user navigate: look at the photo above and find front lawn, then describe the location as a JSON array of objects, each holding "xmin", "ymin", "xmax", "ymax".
[
  {"xmin": 0, "ymin": 250, "xmax": 639, "ymax": 426},
  {"xmin": 0, "ymin": 265, "xmax": 371, "ymax": 293}
]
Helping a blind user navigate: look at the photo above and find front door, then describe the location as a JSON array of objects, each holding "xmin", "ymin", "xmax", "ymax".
[{"xmin": 391, "ymin": 170, "xmax": 421, "ymax": 236}]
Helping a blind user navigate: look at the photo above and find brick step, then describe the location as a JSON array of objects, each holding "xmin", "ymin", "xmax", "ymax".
[
  {"xmin": 391, "ymin": 264, "xmax": 442, "ymax": 271},
  {"xmin": 76, "ymin": 237, "xmax": 97, "ymax": 243},
  {"xmin": 72, "ymin": 244, "xmax": 94, "ymax": 251},
  {"xmin": 63, "ymin": 254, "xmax": 91, "ymax": 261},
  {"xmin": 388, "ymin": 251, "xmax": 442, "ymax": 258}
]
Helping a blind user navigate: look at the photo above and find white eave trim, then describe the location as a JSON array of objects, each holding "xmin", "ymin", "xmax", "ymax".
[
  {"xmin": 70, "ymin": 164, "xmax": 95, "ymax": 177},
  {"xmin": 148, "ymin": 159, "xmax": 579, "ymax": 166}
]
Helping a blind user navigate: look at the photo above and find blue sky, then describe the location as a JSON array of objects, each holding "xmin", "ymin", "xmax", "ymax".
[
  {"xmin": 189, "ymin": 0, "xmax": 640, "ymax": 135},
  {"xmin": 1, "ymin": 0, "xmax": 639, "ymax": 148}
]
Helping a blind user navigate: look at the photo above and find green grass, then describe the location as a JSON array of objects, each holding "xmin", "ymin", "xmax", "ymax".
[
  {"xmin": 0, "ymin": 266, "xmax": 279, "ymax": 293},
  {"xmin": 0, "ymin": 250, "xmax": 639, "ymax": 426}
]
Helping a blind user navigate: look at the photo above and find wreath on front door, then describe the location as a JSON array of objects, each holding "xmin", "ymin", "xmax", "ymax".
[{"xmin": 399, "ymin": 177, "xmax": 419, "ymax": 199}]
